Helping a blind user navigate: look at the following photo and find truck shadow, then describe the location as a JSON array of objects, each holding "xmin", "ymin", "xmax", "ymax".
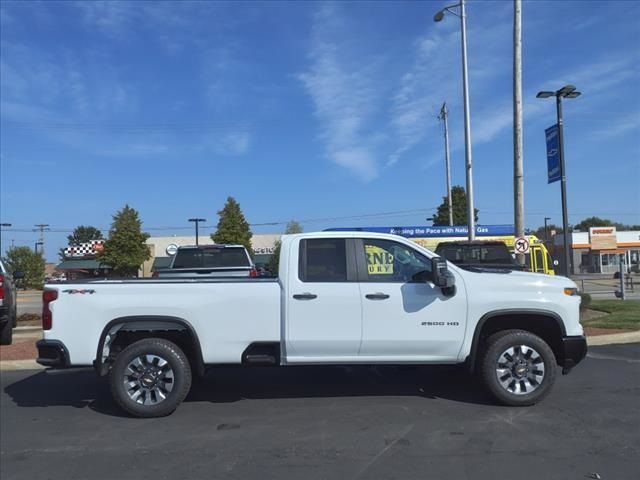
[{"xmin": 4, "ymin": 365, "xmax": 495, "ymax": 417}]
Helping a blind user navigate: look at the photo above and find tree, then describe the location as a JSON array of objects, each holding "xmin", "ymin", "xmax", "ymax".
[
  {"xmin": 97, "ymin": 205, "xmax": 150, "ymax": 277},
  {"xmin": 211, "ymin": 197, "xmax": 253, "ymax": 254},
  {"xmin": 431, "ymin": 185, "xmax": 479, "ymax": 226},
  {"xmin": 59, "ymin": 225, "xmax": 103, "ymax": 260},
  {"xmin": 268, "ymin": 220, "xmax": 303, "ymax": 275},
  {"xmin": 531, "ymin": 223, "xmax": 564, "ymax": 241},
  {"xmin": 573, "ymin": 216, "xmax": 613, "ymax": 232},
  {"xmin": 4, "ymin": 246, "xmax": 45, "ymax": 290}
]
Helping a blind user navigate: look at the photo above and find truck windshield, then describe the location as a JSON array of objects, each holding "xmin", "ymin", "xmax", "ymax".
[
  {"xmin": 438, "ymin": 244, "xmax": 513, "ymax": 265},
  {"xmin": 171, "ymin": 247, "xmax": 250, "ymax": 269}
]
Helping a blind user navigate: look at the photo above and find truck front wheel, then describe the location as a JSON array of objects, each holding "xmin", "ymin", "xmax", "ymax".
[
  {"xmin": 480, "ymin": 330, "xmax": 557, "ymax": 406},
  {"xmin": 109, "ymin": 338, "xmax": 192, "ymax": 418}
]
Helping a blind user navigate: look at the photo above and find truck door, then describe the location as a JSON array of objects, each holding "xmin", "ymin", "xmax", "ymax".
[
  {"xmin": 285, "ymin": 238, "xmax": 363, "ymax": 360},
  {"xmin": 355, "ymin": 238, "xmax": 467, "ymax": 361}
]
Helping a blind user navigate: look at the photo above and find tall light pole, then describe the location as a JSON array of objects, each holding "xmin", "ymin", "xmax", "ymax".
[
  {"xmin": 544, "ymin": 217, "xmax": 551, "ymax": 242},
  {"xmin": 438, "ymin": 102, "xmax": 454, "ymax": 226},
  {"xmin": 434, "ymin": 0, "xmax": 476, "ymax": 240},
  {"xmin": 513, "ymin": 0, "xmax": 525, "ymax": 265},
  {"xmin": 0, "ymin": 223, "xmax": 11, "ymax": 257},
  {"xmin": 537, "ymin": 85, "xmax": 581, "ymax": 277},
  {"xmin": 188, "ymin": 218, "xmax": 206, "ymax": 246}
]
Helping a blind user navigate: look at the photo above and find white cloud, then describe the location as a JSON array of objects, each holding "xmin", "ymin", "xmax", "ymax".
[{"xmin": 299, "ymin": 4, "xmax": 381, "ymax": 181}]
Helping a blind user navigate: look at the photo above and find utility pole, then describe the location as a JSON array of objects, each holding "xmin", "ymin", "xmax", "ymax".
[
  {"xmin": 439, "ymin": 102, "xmax": 454, "ymax": 226},
  {"xmin": 33, "ymin": 224, "xmax": 50, "ymax": 256},
  {"xmin": 513, "ymin": 0, "xmax": 525, "ymax": 265}
]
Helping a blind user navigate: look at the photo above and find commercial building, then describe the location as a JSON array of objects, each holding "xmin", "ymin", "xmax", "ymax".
[{"xmin": 555, "ymin": 227, "xmax": 640, "ymax": 274}]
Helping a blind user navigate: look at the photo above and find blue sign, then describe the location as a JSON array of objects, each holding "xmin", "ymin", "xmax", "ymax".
[
  {"xmin": 546, "ymin": 124, "xmax": 561, "ymax": 184},
  {"xmin": 325, "ymin": 225, "xmax": 515, "ymax": 238}
]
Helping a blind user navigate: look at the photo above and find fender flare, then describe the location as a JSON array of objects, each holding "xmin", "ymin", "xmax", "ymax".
[
  {"xmin": 466, "ymin": 308, "xmax": 566, "ymax": 373},
  {"xmin": 95, "ymin": 315, "xmax": 205, "ymax": 376}
]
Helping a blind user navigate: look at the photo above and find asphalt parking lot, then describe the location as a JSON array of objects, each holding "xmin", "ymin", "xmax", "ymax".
[{"xmin": 1, "ymin": 344, "xmax": 639, "ymax": 480}]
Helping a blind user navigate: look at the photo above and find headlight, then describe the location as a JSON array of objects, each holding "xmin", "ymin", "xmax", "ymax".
[{"xmin": 564, "ymin": 287, "xmax": 579, "ymax": 296}]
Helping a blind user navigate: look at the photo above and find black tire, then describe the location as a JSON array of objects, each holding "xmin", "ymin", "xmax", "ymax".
[
  {"xmin": 109, "ymin": 338, "xmax": 192, "ymax": 418},
  {"xmin": 480, "ymin": 329, "xmax": 557, "ymax": 406},
  {"xmin": 0, "ymin": 320, "xmax": 13, "ymax": 345}
]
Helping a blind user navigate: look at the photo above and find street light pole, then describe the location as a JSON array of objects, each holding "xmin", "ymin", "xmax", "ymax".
[
  {"xmin": 537, "ymin": 85, "xmax": 581, "ymax": 277},
  {"xmin": 434, "ymin": 0, "xmax": 476, "ymax": 240},
  {"xmin": 556, "ymin": 94, "xmax": 572, "ymax": 276},
  {"xmin": 439, "ymin": 102, "xmax": 453, "ymax": 226},
  {"xmin": 544, "ymin": 217, "xmax": 551, "ymax": 242},
  {"xmin": 188, "ymin": 218, "xmax": 206, "ymax": 246}
]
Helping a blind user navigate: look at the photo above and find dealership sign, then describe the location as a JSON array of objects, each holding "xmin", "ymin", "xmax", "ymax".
[
  {"xmin": 545, "ymin": 124, "xmax": 561, "ymax": 184},
  {"xmin": 325, "ymin": 225, "xmax": 515, "ymax": 238}
]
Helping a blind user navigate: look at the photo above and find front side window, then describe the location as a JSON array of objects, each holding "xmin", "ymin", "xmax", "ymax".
[
  {"xmin": 362, "ymin": 239, "xmax": 431, "ymax": 283},
  {"xmin": 300, "ymin": 238, "xmax": 347, "ymax": 282}
]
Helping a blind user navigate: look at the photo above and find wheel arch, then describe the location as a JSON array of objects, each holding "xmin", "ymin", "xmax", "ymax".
[
  {"xmin": 467, "ymin": 309, "xmax": 567, "ymax": 374},
  {"xmin": 95, "ymin": 315, "xmax": 205, "ymax": 377}
]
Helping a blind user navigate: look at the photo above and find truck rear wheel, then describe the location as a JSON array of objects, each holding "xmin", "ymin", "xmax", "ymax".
[
  {"xmin": 109, "ymin": 338, "xmax": 192, "ymax": 418},
  {"xmin": 480, "ymin": 329, "xmax": 557, "ymax": 406}
]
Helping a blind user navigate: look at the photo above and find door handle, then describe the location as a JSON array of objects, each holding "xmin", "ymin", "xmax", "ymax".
[
  {"xmin": 365, "ymin": 293, "xmax": 390, "ymax": 300},
  {"xmin": 293, "ymin": 293, "xmax": 318, "ymax": 300}
]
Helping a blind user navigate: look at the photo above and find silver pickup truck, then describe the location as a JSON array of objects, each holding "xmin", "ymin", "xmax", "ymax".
[{"xmin": 153, "ymin": 244, "xmax": 257, "ymax": 278}]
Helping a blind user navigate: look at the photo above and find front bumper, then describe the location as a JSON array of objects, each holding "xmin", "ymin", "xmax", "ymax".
[
  {"xmin": 36, "ymin": 340, "xmax": 69, "ymax": 368},
  {"xmin": 560, "ymin": 335, "xmax": 587, "ymax": 374}
]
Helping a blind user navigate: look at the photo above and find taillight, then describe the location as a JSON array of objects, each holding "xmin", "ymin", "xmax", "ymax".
[
  {"xmin": 250, "ymin": 268, "xmax": 258, "ymax": 277},
  {"xmin": 42, "ymin": 289, "xmax": 58, "ymax": 331}
]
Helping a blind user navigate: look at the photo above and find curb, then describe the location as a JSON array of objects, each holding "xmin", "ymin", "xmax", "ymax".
[
  {"xmin": 586, "ymin": 331, "xmax": 640, "ymax": 346},
  {"xmin": 0, "ymin": 360, "xmax": 42, "ymax": 371},
  {"xmin": 15, "ymin": 326, "xmax": 42, "ymax": 332}
]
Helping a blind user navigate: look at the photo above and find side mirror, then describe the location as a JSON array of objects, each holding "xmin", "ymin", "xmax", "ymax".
[
  {"xmin": 13, "ymin": 271, "xmax": 25, "ymax": 279},
  {"xmin": 431, "ymin": 257, "xmax": 455, "ymax": 288}
]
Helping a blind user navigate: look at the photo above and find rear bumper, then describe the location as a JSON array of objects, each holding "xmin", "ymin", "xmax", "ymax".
[
  {"xmin": 36, "ymin": 340, "xmax": 70, "ymax": 368},
  {"xmin": 560, "ymin": 335, "xmax": 587, "ymax": 374}
]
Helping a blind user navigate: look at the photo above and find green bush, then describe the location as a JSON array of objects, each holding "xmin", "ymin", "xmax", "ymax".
[{"xmin": 579, "ymin": 293, "xmax": 592, "ymax": 309}]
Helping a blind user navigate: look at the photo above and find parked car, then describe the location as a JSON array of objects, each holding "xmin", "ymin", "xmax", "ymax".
[
  {"xmin": 0, "ymin": 259, "xmax": 24, "ymax": 345},
  {"xmin": 153, "ymin": 244, "xmax": 257, "ymax": 278},
  {"xmin": 37, "ymin": 231, "xmax": 586, "ymax": 417},
  {"xmin": 435, "ymin": 241, "xmax": 528, "ymax": 272}
]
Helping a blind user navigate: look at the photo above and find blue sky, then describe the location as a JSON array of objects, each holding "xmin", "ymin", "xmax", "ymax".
[{"xmin": 1, "ymin": 0, "xmax": 639, "ymax": 262}]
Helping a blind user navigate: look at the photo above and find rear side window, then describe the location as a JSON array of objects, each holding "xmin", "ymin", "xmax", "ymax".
[
  {"xmin": 172, "ymin": 247, "xmax": 250, "ymax": 269},
  {"xmin": 299, "ymin": 239, "xmax": 347, "ymax": 282}
]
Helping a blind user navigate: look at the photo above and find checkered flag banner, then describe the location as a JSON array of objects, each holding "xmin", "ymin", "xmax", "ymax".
[{"xmin": 63, "ymin": 240, "xmax": 105, "ymax": 258}]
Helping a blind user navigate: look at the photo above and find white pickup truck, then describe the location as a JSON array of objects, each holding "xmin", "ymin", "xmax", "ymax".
[{"xmin": 37, "ymin": 231, "xmax": 587, "ymax": 417}]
